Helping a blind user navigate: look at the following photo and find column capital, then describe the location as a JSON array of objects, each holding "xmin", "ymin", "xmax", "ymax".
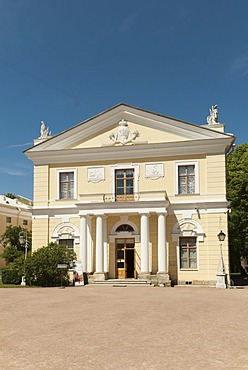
[
  {"xmin": 139, "ymin": 212, "xmax": 150, "ymax": 217},
  {"xmin": 156, "ymin": 211, "xmax": 168, "ymax": 217}
]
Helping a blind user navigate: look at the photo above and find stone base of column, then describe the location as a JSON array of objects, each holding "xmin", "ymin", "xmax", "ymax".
[
  {"xmin": 157, "ymin": 272, "xmax": 171, "ymax": 287},
  {"xmin": 93, "ymin": 272, "xmax": 108, "ymax": 281},
  {"xmin": 216, "ymin": 273, "xmax": 227, "ymax": 289},
  {"xmin": 138, "ymin": 272, "xmax": 151, "ymax": 280}
]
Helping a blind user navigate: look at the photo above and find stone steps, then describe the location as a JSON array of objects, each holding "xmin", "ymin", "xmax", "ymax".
[{"xmin": 92, "ymin": 279, "xmax": 152, "ymax": 286}]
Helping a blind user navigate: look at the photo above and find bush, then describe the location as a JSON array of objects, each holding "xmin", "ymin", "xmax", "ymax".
[
  {"xmin": 25, "ymin": 243, "xmax": 76, "ymax": 287},
  {"xmin": 2, "ymin": 256, "xmax": 25, "ymax": 284}
]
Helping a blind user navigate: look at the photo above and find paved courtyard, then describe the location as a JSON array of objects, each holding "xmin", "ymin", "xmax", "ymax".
[{"xmin": 0, "ymin": 285, "xmax": 248, "ymax": 370}]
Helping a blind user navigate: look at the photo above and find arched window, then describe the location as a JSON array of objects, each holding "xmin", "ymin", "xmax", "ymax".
[{"xmin": 116, "ymin": 224, "xmax": 134, "ymax": 232}]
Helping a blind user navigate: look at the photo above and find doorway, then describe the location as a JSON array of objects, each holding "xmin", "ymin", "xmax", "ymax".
[{"xmin": 116, "ymin": 238, "xmax": 135, "ymax": 279}]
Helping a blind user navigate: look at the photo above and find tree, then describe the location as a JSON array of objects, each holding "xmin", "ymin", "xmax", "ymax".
[
  {"xmin": 0, "ymin": 226, "xmax": 32, "ymax": 263},
  {"xmin": 25, "ymin": 243, "xmax": 76, "ymax": 287},
  {"xmin": 227, "ymin": 143, "xmax": 248, "ymax": 273}
]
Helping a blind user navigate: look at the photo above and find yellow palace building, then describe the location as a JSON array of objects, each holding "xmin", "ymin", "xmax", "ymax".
[{"xmin": 24, "ymin": 103, "xmax": 235, "ymax": 286}]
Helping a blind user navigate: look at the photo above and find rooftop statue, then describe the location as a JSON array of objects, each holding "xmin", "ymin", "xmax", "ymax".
[
  {"xmin": 207, "ymin": 105, "xmax": 219, "ymax": 125},
  {"xmin": 39, "ymin": 121, "xmax": 51, "ymax": 138}
]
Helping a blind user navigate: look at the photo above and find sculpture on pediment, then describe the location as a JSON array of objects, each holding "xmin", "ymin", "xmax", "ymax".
[
  {"xmin": 39, "ymin": 121, "xmax": 51, "ymax": 138},
  {"xmin": 207, "ymin": 105, "xmax": 219, "ymax": 125},
  {"xmin": 109, "ymin": 119, "xmax": 140, "ymax": 145}
]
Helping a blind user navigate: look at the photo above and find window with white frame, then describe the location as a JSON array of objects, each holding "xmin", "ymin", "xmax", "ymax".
[
  {"xmin": 175, "ymin": 161, "xmax": 199, "ymax": 195},
  {"xmin": 110, "ymin": 164, "xmax": 139, "ymax": 202},
  {"xmin": 179, "ymin": 237, "xmax": 197, "ymax": 269},
  {"xmin": 57, "ymin": 169, "xmax": 77, "ymax": 200}
]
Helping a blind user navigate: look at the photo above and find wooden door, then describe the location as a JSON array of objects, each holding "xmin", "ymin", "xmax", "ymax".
[{"xmin": 116, "ymin": 239, "xmax": 135, "ymax": 279}]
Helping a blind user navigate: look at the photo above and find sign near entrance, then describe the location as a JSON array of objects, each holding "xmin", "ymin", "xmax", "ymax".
[{"xmin": 57, "ymin": 264, "xmax": 67, "ymax": 269}]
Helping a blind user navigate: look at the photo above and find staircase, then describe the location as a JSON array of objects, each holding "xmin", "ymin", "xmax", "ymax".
[{"xmin": 91, "ymin": 278, "xmax": 152, "ymax": 287}]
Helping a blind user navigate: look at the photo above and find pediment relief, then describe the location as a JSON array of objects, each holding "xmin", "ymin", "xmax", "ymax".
[
  {"xmin": 26, "ymin": 104, "xmax": 233, "ymax": 153},
  {"xmin": 73, "ymin": 121, "xmax": 189, "ymax": 149}
]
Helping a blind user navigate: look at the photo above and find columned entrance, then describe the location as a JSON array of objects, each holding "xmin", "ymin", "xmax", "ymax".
[{"xmin": 116, "ymin": 238, "xmax": 135, "ymax": 279}]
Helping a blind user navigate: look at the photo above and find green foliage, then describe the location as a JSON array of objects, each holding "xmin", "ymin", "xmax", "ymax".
[
  {"xmin": 0, "ymin": 225, "xmax": 32, "ymax": 263},
  {"xmin": 25, "ymin": 243, "xmax": 76, "ymax": 287},
  {"xmin": 227, "ymin": 143, "xmax": 248, "ymax": 272},
  {"xmin": 2, "ymin": 256, "xmax": 25, "ymax": 284},
  {"xmin": 1, "ymin": 245, "xmax": 22, "ymax": 263}
]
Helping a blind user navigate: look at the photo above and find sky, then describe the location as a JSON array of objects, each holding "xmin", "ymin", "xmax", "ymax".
[{"xmin": 0, "ymin": 0, "xmax": 248, "ymax": 200}]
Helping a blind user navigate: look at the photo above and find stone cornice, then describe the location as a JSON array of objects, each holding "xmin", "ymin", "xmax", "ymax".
[{"xmin": 25, "ymin": 137, "xmax": 234, "ymax": 165}]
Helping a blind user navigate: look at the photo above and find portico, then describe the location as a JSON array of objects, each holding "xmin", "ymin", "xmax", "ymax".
[{"xmin": 78, "ymin": 205, "xmax": 169, "ymax": 284}]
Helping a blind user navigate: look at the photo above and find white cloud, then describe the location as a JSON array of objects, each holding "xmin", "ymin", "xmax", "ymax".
[
  {"xmin": 231, "ymin": 55, "xmax": 248, "ymax": 77},
  {"xmin": 117, "ymin": 13, "xmax": 137, "ymax": 33},
  {"xmin": 0, "ymin": 167, "xmax": 27, "ymax": 176},
  {"xmin": 6, "ymin": 142, "xmax": 33, "ymax": 149}
]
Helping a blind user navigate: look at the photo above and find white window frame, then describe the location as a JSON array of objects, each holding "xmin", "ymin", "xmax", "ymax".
[
  {"xmin": 110, "ymin": 163, "xmax": 140, "ymax": 199},
  {"xmin": 56, "ymin": 168, "xmax": 77, "ymax": 200},
  {"xmin": 177, "ymin": 236, "xmax": 199, "ymax": 271},
  {"xmin": 175, "ymin": 161, "xmax": 199, "ymax": 195}
]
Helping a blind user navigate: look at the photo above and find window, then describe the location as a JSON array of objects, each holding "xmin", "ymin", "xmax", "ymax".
[
  {"xmin": 116, "ymin": 224, "xmax": 134, "ymax": 232},
  {"xmin": 179, "ymin": 237, "xmax": 197, "ymax": 269},
  {"xmin": 23, "ymin": 220, "xmax": 28, "ymax": 226},
  {"xmin": 59, "ymin": 239, "xmax": 74, "ymax": 249},
  {"xmin": 59, "ymin": 172, "xmax": 74, "ymax": 199},
  {"xmin": 115, "ymin": 169, "xmax": 134, "ymax": 201},
  {"xmin": 178, "ymin": 165, "xmax": 195, "ymax": 194},
  {"xmin": 6, "ymin": 217, "xmax": 11, "ymax": 223}
]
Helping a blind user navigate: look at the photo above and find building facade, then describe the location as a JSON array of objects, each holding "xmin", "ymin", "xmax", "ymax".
[
  {"xmin": 0, "ymin": 195, "xmax": 32, "ymax": 269},
  {"xmin": 25, "ymin": 104, "xmax": 235, "ymax": 286}
]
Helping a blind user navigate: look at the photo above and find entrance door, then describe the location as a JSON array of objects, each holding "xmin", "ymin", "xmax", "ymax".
[{"xmin": 116, "ymin": 239, "xmax": 135, "ymax": 279}]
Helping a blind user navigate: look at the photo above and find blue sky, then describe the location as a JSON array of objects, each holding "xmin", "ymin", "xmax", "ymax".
[{"xmin": 0, "ymin": 0, "xmax": 248, "ymax": 200}]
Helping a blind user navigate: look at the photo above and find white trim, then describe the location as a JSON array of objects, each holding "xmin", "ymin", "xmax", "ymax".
[
  {"xmin": 51, "ymin": 222, "xmax": 80, "ymax": 252},
  {"xmin": 56, "ymin": 168, "xmax": 77, "ymax": 200},
  {"xmin": 109, "ymin": 219, "xmax": 140, "ymax": 243},
  {"xmin": 172, "ymin": 218, "xmax": 204, "ymax": 242},
  {"xmin": 175, "ymin": 161, "xmax": 199, "ymax": 195}
]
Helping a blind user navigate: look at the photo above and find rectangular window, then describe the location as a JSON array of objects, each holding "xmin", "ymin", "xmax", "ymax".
[
  {"xmin": 179, "ymin": 237, "xmax": 197, "ymax": 269},
  {"xmin": 115, "ymin": 169, "xmax": 134, "ymax": 201},
  {"xmin": 178, "ymin": 165, "xmax": 195, "ymax": 194},
  {"xmin": 23, "ymin": 220, "xmax": 28, "ymax": 226},
  {"xmin": 6, "ymin": 217, "xmax": 11, "ymax": 223},
  {"xmin": 59, "ymin": 239, "xmax": 74, "ymax": 249},
  {"xmin": 59, "ymin": 172, "xmax": 74, "ymax": 199}
]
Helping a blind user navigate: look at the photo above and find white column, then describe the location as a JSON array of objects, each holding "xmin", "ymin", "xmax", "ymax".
[
  {"xmin": 103, "ymin": 216, "xmax": 108, "ymax": 273},
  {"xmin": 140, "ymin": 213, "xmax": 149, "ymax": 273},
  {"xmin": 80, "ymin": 215, "xmax": 87, "ymax": 272},
  {"xmin": 158, "ymin": 212, "xmax": 167, "ymax": 273},
  {"xmin": 87, "ymin": 216, "xmax": 93, "ymax": 273},
  {"xmin": 95, "ymin": 215, "xmax": 104, "ymax": 273}
]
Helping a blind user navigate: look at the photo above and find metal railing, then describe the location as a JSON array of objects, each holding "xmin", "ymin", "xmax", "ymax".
[{"xmin": 78, "ymin": 190, "xmax": 168, "ymax": 203}]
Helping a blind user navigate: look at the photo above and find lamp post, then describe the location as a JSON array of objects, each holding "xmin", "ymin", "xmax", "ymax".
[
  {"xmin": 19, "ymin": 231, "xmax": 28, "ymax": 286},
  {"xmin": 216, "ymin": 230, "xmax": 227, "ymax": 289}
]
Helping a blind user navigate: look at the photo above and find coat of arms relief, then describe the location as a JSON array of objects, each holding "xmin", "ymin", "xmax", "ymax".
[{"xmin": 102, "ymin": 119, "xmax": 147, "ymax": 146}]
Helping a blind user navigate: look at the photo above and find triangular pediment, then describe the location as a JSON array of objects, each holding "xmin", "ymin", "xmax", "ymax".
[{"xmin": 25, "ymin": 103, "xmax": 234, "ymax": 153}]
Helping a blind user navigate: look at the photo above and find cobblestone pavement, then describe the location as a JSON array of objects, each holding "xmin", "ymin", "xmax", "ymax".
[{"xmin": 0, "ymin": 285, "xmax": 248, "ymax": 370}]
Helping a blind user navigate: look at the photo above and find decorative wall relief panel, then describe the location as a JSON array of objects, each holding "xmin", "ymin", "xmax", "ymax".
[
  {"xmin": 145, "ymin": 163, "xmax": 164, "ymax": 180},
  {"xmin": 87, "ymin": 167, "xmax": 105, "ymax": 183}
]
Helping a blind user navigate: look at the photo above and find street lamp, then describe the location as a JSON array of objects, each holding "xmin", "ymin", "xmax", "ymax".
[
  {"xmin": 19, "ymin": 231, "xmax": 28, "ymax": 286},
  {"xmin": 216, "ymin": 230, "xmax": 227, "ymax": 289}
]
